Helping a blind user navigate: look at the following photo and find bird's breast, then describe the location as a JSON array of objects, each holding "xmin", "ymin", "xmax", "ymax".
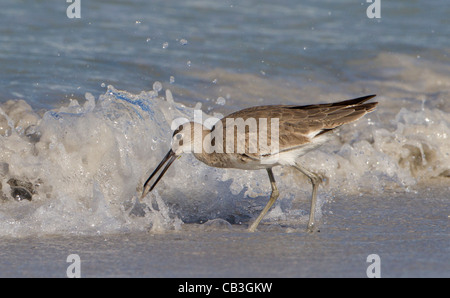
[{"xmin": 193, "ymin": 152, "xmax": 271, "ymax": 170}]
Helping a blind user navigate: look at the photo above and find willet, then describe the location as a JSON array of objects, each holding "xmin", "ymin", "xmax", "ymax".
[{"xmin": 141, "ymin": 94, "xmax": 377, "ymax": 232}]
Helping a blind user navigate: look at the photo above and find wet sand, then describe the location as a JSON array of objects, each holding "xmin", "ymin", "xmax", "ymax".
[{"xmin": 0, "ymin": 185, "xmax": 448, "ymax": 278}]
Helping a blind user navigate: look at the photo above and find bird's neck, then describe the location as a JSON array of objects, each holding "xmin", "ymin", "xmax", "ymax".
[{"xmin": 191, "ymin": 128, "xmax": 226, "ymax": 166}]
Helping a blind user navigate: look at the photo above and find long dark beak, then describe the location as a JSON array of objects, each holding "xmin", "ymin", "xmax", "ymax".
[{"xmin": 141, "ymin": 149, "xmax": 177, "ymax": 200}]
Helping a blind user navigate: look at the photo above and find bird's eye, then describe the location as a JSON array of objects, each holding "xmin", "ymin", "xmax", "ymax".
[{"xmin": 175, "ymin": 133, "xmax": 182, "ymax": 140}]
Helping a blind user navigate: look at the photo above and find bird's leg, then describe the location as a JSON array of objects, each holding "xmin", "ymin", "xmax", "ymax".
[
  {"xmin": 293, "ymin": 163, "xmax": 323, "ymax": 233},
  {"xmin": 248, "ymin": 168, "xmax": 279, "ymax": 232}
]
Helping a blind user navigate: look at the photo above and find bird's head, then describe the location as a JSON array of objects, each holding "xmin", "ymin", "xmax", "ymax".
[{"xmin": 140, "ymin": 121, "xmax": 205, "ymax": 199}]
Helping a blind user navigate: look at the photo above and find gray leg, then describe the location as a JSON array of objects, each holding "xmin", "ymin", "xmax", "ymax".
[
  {"xmin": 293, "ymin": 163, "xmax": 323, "ymax": 233},
  {"xmin": 248, "ymin": 168, "xmax": 279, "ymax": 232}
]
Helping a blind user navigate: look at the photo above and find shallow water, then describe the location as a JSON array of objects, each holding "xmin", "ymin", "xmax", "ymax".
[{"xmin": 0, "ymin": 0, "xmax": 449, "ymax": 277}]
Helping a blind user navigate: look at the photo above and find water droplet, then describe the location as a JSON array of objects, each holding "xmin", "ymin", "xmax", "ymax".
[
  {"xmin": 169, "ymin": 76, "xmax": 175, "ymax": 84},
  {"xmin": 216, "ymin": 97, "xmax": 226, "ymax": 105},
  {"xmin": 153, "ymin": 81, "xmax": 163, "ymax": 92},
  {"xmin": 146, "ymin": 37, "xmax": 151, "ymax": 42},
  {"xmin": 135, "ymin": 20, "xmax": 141, "ymax": 24},
  {"xmin": 165, "ymin": 89, "xmax": 174, "ymax": 103},
  {"xmin": 186, "ymin": 60, "xmax": 191, "ymax": 67},
  {"xmin": 179, "ymin": 39, "xmax": 188, "ymax": 45},
  {"xmin": 100, "ymin": 83, "xmax": 106, "ymax": 88},
  {"xmin": 162, "ymin": 42, "xmax": 169, "ymax": 49},
  {"xmin": 212, "ymin": 79, "xmax": 217, "ymax": 84}
]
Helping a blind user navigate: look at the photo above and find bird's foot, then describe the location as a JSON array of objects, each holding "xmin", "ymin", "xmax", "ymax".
[{"xmin": 306, "ymin": 223, "xmax": 319, "ymax": 233}]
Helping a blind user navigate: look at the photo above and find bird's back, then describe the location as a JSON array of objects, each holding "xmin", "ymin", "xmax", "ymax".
[
  {"xmin": 194, "ymin": 95, "xmax": 377, "ymax": 169},
  {"xmin": 217, "ymin": 95, "xmax": 377, "ymax": 153}
]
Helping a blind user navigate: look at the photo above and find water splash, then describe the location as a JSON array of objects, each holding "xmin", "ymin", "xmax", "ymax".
[{"xmin": 0, "ymin": 84, "xmax": 448, "ymax": 237}]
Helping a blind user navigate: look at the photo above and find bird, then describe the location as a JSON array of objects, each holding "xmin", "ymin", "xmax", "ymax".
[{"xmin": 140, "ymin": 94, "xmax": 378, "ymax": 232}]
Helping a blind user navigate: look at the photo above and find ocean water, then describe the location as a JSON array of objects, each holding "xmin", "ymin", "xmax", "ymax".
[{"xmin": 0, "ymin": 0, "xmax": 449, "ymax": 277}]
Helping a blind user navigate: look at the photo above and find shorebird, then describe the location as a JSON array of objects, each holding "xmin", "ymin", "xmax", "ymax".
[{"xmin": 140, "ymin": 95, "xmax": 377, "ymax": 232}]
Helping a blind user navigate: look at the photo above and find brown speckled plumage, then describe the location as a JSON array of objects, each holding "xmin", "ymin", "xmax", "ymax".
[{"xmin": 193, "ymin": 94, "xmax": 377, "ymax": 167}]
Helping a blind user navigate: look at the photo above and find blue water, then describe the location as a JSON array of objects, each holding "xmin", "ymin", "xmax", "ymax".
[{"xmin": 1, "ymin": 0, "xmax": 449, "ymax": 109}]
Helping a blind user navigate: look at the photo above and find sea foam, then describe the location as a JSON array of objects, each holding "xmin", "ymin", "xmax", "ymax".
[{"xmin": 0, "ymin": 84, "xmax": 448, "ymax": 237}]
